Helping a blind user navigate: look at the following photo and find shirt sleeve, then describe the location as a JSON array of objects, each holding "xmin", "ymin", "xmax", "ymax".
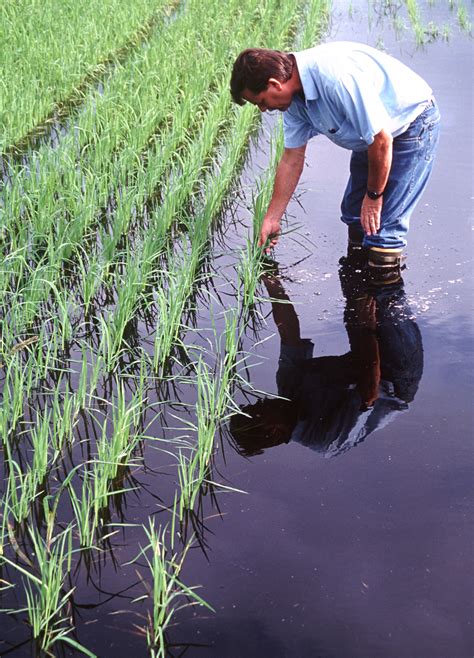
[
  {"xmin": 333, "ymin": 73, "xmax": 392, "ymax": 146},
  {"xmin": 283, "ymin": 104, "xmax": 319, "ymax": 148}
]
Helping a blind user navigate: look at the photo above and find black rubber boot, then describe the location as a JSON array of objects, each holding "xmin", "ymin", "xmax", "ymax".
[
  {"xmin": 367, "ymin": 247, "xmax": 404, "ymax": 286},
  {"xmin": 339, "ymin": 225, "xmax": 367, "ymax": 268}
]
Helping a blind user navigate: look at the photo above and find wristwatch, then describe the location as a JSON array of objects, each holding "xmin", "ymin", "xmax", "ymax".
[{"xmin": 366, "ymin": 189, "xmax": 384, "ymax": 200}]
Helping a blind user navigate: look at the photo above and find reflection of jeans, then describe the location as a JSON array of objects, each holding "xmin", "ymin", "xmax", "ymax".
[
  {"xmin": 344, "ymin": 284, "xmax": 424, "ymax": 402},
  {"xmin": 340, "ymin": 99, "xmax": 441, "ymax": 249}
]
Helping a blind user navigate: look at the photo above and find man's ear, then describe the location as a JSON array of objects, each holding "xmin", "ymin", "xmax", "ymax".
[{"xmin": 267, "ymin": 77, "xmax": 283, "ymax": 91}]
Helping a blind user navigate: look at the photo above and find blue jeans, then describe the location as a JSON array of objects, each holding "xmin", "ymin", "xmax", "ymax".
[{"xmin": 340, "ymin": 99, "xmax": 441, "ymax": 249}]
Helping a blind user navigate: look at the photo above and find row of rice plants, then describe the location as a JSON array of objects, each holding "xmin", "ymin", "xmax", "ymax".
[
  {"xmin": 63, "ymin": 0, "xmax": 303, "ymax": 520},
  {"xmin": 0, "ymin": 0, "xmax": 280, "ymax": 449},
  {"xmin": 0, "ymin": 0, "xmax": 334, "ymax": 652},
  {"xmin": 0, "ymin": 0, "xmax": 174, "ymax": 150},
  {"xmin": 0, "ymin": 0, "xmax": 264, "ymax": 344},
  {"xmin": 402, "ymin": 0, "xmax": 471, "ymax": 44}
]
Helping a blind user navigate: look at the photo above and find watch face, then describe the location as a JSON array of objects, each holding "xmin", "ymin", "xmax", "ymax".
[{"xmin": 367, "ymin": 190, "xmax": 382, "ymax": 200}]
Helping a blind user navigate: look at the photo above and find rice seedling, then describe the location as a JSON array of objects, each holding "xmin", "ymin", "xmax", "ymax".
[
  {"xmin": 129, "ymin": 519, "xmax": 213, "ymax": 657},
  {"xmin": 424, "ymin": 20, "xmax": 442, "ymax": 40},
  {"xmin": 236, "ymin": 125, "xmax": 285, "ymax": 308},
  {"xmin": 404, "ymin": 0, "xmax": 428, "ymax": 44},
  {"xmin": 0, "ymin": 359, "xmax": 29, "ymax": 443},
  {"xmin": 75, "ymin": 348, "xmax": 107, "ymax": 413},
  {"xmin": 3, "ymin": 459, "xmax": 42, "ymax": 525},
  {"xmin": 442, "ymin": 22, "xmax": 452, "ymax": 40},
  {"xmin": 93, "ymin": 398, "xmax": 142, "ymax": 490},
  {"xmin": 50, "ymin": 382, "xmax": 78, "ymax": 452},
  {"xmin": 67, "ymin": 470, "xmax": 99, "ymax": 549},
  {"xmin": 30, "ymin": 408, "xmax": 57, "ymax": 484},
  {"xmin": 457, "ymin": 4, "xmax": 472, "ymax": 33},
  {"xmin": 393, "ymin": 14, "xmax": 407, "ymax": 35},
  {"xmin": 0, "ymin": 525, "xmax": 94, "ymax": 655},
  {"xmin": 151, "ymin": 253, "xmax": 201, "ymax": 374}
]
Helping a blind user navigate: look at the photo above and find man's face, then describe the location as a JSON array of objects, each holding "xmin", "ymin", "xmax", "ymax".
[{"xmin": 242, "ymin": 77, "xmax": 293, "ymax": 112}]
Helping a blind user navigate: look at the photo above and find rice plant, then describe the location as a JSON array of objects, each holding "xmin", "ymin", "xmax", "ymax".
[
  {"xmin": 457, "ymin": 4, "xmax": 472, "ymax": 33},
  {"xmin": 405, "ymin": 0, "xmax": 428, "ymax": 44},
  {"xmin": 129, "ymin": 519, "xmax": 213, "ymax": 658},
  {"xmin": 1, "ymin": 525, "xmax": 94, "ymax": 655}
]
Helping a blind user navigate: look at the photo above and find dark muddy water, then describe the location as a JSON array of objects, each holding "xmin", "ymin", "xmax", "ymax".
[
  {"xmin": 171, "ymin": 6, "xmax": 473, "ymax": 658},
  {"xmin": 1, "ymin": 2, "xmax": 472, "ymax": 657}
]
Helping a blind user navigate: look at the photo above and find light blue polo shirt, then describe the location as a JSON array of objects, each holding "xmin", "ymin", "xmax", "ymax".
[{"xmin": 283, "ymin": 41, "xmax": 432, "ymax": 151}]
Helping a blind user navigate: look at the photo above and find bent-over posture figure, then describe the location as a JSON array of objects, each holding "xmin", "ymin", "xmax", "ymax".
[
  {"xmin": 229, "ymin": 263, "xmax": 424, "ymax": 457},
  {"xmin": 230, "ymin": 41, "xmax": 440, "ymax": 284}
]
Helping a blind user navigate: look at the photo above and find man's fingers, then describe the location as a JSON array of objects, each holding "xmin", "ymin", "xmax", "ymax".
[
  {"xmin": 259, "ymin": 230, "xmax": 280, "ymax": 253},
  {"xmin": 363, "ymin": 213, "xmax": 380, "ymax": 235},
  {"xmin": 361, "ymin": 196, "xmax": 382, "ymax": 235}
]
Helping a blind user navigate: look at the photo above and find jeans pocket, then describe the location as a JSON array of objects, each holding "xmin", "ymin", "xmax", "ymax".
[
  {"xmin": 393, "ymin": 132, "xmax": 424, "ymax": 154},
  {"xmin": 395, "ymin": 117, "xmax": 424, "ymax": 144},
  {"xmin": 397, "ymin": 102, "xmax": 441, "ymax": 144}
]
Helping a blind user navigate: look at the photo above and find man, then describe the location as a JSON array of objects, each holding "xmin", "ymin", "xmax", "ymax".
[{"xmin": 230, "ymin": 41, "xmax": 440, "ymax": 284}]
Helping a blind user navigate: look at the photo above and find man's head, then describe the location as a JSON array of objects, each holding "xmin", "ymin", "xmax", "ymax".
[
  {"xmin": 230, "ymin": 48, "xmax": 297, "ymax": 112},
  {"xmin": 228, "ymin": 397, "xmax": 297, "ymax": 456}
]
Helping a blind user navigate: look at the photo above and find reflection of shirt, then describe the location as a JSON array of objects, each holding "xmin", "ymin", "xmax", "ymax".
[
  {"xmin": 277, "ymin": 301, "xmax": 423, "ymax": 457},
  {"xmin": 277, "ymin": 342, "xmax": 407, "ymax": 457},
  {"xmin": 283, "ymin": 41, "xmax": 432, "ymax": 150}
]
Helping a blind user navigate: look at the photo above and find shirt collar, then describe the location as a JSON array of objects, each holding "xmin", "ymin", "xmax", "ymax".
[{"xmin": 292, "ymin": 50, "xmax": 319, "ymax": 104}]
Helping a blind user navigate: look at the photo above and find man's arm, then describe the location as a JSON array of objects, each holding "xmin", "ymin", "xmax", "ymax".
[
  {"xmin": 354, "ymin": 295, "xmax": 381, "ymax": 408},
  {"xmin": 262, "ymin": 273, "xmax": 301, "ymax": 346},
  {"xmin": 258, "ymin": 144, "xmax": 306, "ymax": 253},
  {"xmin": 360, "ymin": 128, "xmax": 393, "ymax": 236}
]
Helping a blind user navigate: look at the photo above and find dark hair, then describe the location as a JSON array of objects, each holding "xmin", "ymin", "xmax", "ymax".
[
  {"xmin": 230, "ymin": 48, "xmax": 294, "ymax": 105},
  {"xmin": 228, "ymin": 398, "xmax": 296, "ymax": 456}
]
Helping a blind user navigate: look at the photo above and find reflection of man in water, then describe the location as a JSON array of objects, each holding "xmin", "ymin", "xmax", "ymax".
[{"xmin": 230, "ymin": 262, "xmax": 423, "ymax": 457}]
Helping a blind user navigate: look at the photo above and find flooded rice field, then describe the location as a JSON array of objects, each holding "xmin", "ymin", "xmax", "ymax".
[
  {"xmin": 173, "ymin": 5, "xmax": 473, "ymax": 657},
  {"xmin": 1, "ymin": 1, "xmax": 472, "ymax": 656}
]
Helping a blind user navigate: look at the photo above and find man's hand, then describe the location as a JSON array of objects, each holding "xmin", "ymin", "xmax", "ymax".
[
  {"xmin": 259, "ymin": 216, "xmax": 281, "ymax": 253},
  {"xmin": 361, "ymin": 194, "xmax": 383, "ymax": 236}
]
